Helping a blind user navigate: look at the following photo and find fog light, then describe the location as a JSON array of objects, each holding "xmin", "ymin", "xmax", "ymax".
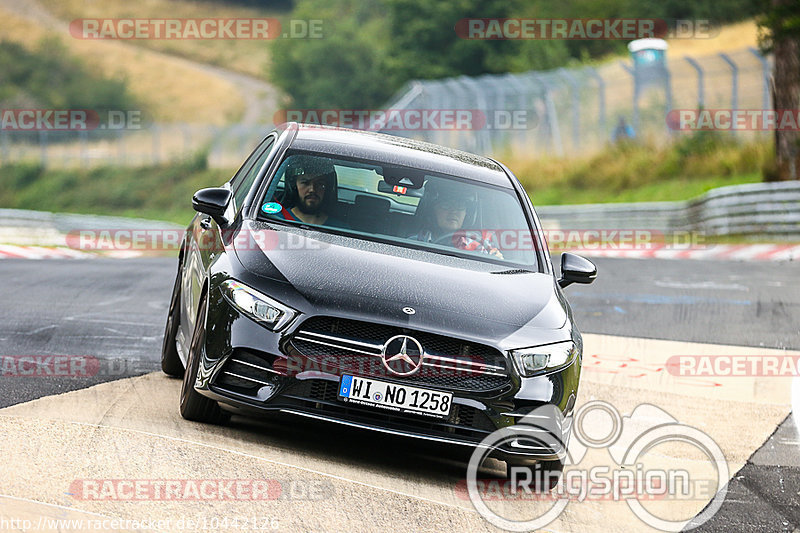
[{"xmin": 256, "ymin": 380, "xmax": 279, "ymax": 401}]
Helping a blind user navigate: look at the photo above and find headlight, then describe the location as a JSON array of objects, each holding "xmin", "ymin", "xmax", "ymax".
[
  {"xmin": 221, "ymin": 279, "xmax": 297, "ymax": 331},
  {"xmin": 510, "ymin": 341, "xmax": 578, "ymax": 377}
]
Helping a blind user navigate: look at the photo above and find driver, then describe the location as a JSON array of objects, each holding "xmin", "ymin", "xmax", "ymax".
[
  {"xmin": 276, "ymin": 155, "xmax": 348, "ymax": 228},
  {"xmin": 413, "ymin": 180, "xmax": 503, "ymax": 259}
]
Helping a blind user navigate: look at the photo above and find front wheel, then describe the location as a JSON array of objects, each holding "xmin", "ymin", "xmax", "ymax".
[
  {"xmin": 161, "ymin": 264, "xmax": 185, "ymax": 377},
  {"xmin": 179, "ymin": 293, "xmax": 229, "ymax": 425}
]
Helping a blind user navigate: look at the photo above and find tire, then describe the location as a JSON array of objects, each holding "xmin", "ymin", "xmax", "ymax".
[
  {"xmin": 179, "ymin": 293, "xmax": 229, "ymax": 424},
  {"xmin": 506, "ymin": 458, "xmax": 564, "ymax": 492},
  {"xmin": 161, "ymin": 264, "xmax": 185, "ymax": 377}
]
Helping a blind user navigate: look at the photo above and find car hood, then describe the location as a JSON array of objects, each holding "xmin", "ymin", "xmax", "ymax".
[{"xmin": 232, "ymin": 221, "xmax": 568, "ymax": 342}]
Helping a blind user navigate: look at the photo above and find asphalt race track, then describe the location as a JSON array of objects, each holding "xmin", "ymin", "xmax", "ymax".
[{"xmin": 1, "ymin": 256, "xmax": 799, "ymax": 532}]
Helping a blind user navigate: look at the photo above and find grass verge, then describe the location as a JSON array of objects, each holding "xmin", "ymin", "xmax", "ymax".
[
  {"xmin": 0, "ymin": 155, "xmax": 231, "ymax": 227},
  {"xmin": 505, "ymin": 134, "xmax": 771, "ymax": 205}
]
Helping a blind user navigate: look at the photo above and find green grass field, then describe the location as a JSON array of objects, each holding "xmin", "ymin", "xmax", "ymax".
[
  {"xmin": 0, "ymin": 156, "xmax": 230, "ymax": 226},
  {"xmin": 526, "ymin": 172, "xmax": 762, "ymax": 206}
]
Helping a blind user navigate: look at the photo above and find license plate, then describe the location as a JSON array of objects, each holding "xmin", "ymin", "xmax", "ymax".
[{"xmin": 338, "ymin": 375, "xmax": 452, "ymax": 419}]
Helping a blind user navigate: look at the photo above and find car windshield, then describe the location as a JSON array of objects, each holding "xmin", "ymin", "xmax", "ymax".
[{"xmin": 257, "ymin": 150, "xmax": 541, "ymax": 269}]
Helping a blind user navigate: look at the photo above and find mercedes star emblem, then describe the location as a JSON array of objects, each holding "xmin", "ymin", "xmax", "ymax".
[{"xmin": 381, "ymin": 335, "xmax": 424, "ymax": 376}]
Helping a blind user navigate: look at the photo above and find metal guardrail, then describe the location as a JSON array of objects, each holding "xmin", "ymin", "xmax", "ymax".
[
  {"xmin": 0, "ymin": 208, "xmax": 183, "ymax": 233},
  {"xmin": 535, "ymin": 201, "xmax": 686, "ymax": 230},
  {"xmin": 536, "ymin": 182, "xmax": 800, "ymax": 239},
  {"xmin": 1, "ymin": 182, "xmax": 797, "ymax": 243}
]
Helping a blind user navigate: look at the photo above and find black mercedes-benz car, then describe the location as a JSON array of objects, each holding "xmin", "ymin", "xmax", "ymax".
[{"xmin": 161, "ymin": 122, "xmax": 596, "ymax": 475}]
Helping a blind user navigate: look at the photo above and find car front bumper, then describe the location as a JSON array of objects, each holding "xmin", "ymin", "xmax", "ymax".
[{"xmin": 193, "ymin": 288, "xmax": 580, "ymax": 462}]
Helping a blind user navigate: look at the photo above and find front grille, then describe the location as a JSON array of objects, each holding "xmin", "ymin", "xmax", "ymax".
[
  {"xmin": 288, "ymin": 316, "xmax": 510, "ymax": 392},
  {"xmin": 283, "ymin": 379, "xmax": 497, "ymax": 439}
]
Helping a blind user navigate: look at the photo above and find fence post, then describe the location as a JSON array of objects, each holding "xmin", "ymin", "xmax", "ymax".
[
  {"xmin": 748, "ymin": 47, "xmax": 770, "ymax": 111},
  {"xmin": 1, "ymin": 129, "xmax": 8, "ymax": 165},
  {"xmin": 430, "ymin": 80, "xmax": 448, "ymax": 148},
  {"xmin": 79, "ymin": 130, "xmax": 88, "ymax": 169},
  {"xmin": 457, "ymin": 75, "xmax": 492, "ymax": 155},
  {"xmin": 117, "ymin": 129, "xmax": 126, "ymax": 165},
  {"xmin": 619, "ymin": 61, "xmax": 639, "ymax": 134},
  {"xmin": 558, "ymin": 68, "xmax": 581, "ymax": 151},
  {"xmin": 719, "ymin": 53, "xmax": 739, "ymax": 137},
  {"xmin": 502, "ymin": 73, "xmax": 532, "ymax": 146},
  {"xmin": 530, "ymin": 73, "xmax": 563, "ymax": 157},
  {"xmin": 684, "ymin": 56, "xmax": 705, "ymax": 108},
  {"xmin": 39, "ymin": 131, "xmax": 48, "ymax": 168},
  {"xmin": 585, "ymin": 67, "xmax": 606, "ymax": 140},
  {"xmin": 484, "ymin": 75, "xmax": 512, "ymax": 149},
  {"xmin": 152, "ymin": 124, "xmax": 161, "ymax": 165}
]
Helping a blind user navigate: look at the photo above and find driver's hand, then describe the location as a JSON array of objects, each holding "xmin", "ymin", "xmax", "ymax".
[{"xmin": 487, "ymin": 247, "xmax": 504, "ymax": 259}]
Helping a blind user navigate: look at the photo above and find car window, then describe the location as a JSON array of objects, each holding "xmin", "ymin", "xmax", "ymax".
[
  {"xmin": 230, "ymin": 136, "xmax": 275, "ymax": 209},
  {"xmin": 258, "ymin": 151, "xmax": 540, "ymax": 269}
]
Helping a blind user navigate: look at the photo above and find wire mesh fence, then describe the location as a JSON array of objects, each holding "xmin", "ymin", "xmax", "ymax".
[
  {"xmin": 0, "ymin": 46, "xmax": 773, "ymax": 168},
  {"xmin": 381, "ymin": 46, "xmax": 773, "ymax": 157}
]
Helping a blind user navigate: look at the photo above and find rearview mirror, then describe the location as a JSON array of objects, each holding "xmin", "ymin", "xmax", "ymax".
[
  {"xmin": 377, "ymin": 180, "xmax": 424, "ymax": 197},
  {"xmin": 558, "ymin": 252, "xmax": 597, "ymax": 288},
  {"xmin": 192, "ymin": 187, "xmax": 231, "ymax": 225}
]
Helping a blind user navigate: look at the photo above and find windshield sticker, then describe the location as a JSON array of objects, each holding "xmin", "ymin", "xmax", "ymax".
[{"xmin": 261, "ymin": 202, "xmax": 283, "ymax": 214}]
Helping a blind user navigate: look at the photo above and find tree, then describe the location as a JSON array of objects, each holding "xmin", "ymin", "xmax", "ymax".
[
  {"xmin": 382, "ymin": 0, "xmax": 568, "ymax": 83},
  {"xmin": 269, "ymin": 0, "xmax": 392, "ymax": 110},
  {"xmin": 758, "ymin": 0, "xmax": 800, "ymax": 180}
]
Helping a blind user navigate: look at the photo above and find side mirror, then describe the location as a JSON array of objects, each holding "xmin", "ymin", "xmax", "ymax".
[
  {"xmin": 192, "ymin": 187, "xmax": 232, "ymax": 225},
  {"xmin": 558, "ymin": 252, "xmax": 597, "ymax": 288}
]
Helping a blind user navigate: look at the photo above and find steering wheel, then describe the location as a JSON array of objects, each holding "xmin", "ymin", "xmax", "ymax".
[{"xmin": 432, "ymin": 232, "xmax": 461, "ymax": 246}]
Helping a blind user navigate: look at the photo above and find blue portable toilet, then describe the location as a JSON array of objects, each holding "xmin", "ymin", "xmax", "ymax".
[{"xmin": 627, "ymin": 38, "xmax": 672, "ymax": 133}]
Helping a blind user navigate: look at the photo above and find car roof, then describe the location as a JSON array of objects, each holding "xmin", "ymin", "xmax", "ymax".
[{"xmin": 281, "ymin": 123, "xmax": 514, "ymax": 188}]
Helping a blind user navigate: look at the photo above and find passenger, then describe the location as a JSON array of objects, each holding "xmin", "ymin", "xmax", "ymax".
[{"xmin": 412, "ymin": 180, "xmax": 503, "ymax": 259}]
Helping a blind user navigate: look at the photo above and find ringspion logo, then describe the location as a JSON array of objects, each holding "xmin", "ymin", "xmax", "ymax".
[{"xmin": 464, "ymin": 402, "xmax": 728, "ymax": 531}]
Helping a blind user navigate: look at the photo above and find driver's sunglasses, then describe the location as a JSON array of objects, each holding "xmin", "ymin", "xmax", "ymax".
[{"xmin": 436, "ymin": 198, "xmax": 470, "ymax": 211}]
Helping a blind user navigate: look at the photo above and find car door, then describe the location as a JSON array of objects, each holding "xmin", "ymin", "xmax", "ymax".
[{"xmin": 179, "ymin": 135, "xmax": 276, "ymax": 345}]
